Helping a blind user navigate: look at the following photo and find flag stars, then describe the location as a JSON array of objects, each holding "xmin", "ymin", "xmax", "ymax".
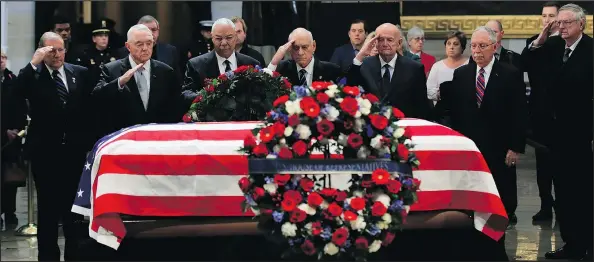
[
  {"xmin": 77, "ymin": 189, "xmax": 84, "ymax": 197},
  {"xmin": 85, "ymin": 162, "xmax": 91, "ymax": 170}
]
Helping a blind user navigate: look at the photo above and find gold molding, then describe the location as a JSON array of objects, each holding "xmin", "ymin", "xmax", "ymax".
[{"xmin": 401, "ymin": 15, "xmax": 593, "ymax": 39}]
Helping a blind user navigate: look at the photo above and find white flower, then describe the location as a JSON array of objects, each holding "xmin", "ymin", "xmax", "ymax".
[
  {"xmin": 375, "ymin": 194, "xmax": 391, "ymax": 207},
  {"xmin": 284, "ymin": 99, "xmax": 303, "ymax": 115},
  {"xmin": 357, "ymin": 98, "xmax": 372, "ymax": 112},
  {"xmin": 304, "ymin": 222, "xmax": 313, "ymax": 235},
  {"xmin": 370, "ymin": 135, "xmax": 384, "ymax": 149},
  {"xmin": 335, "ymin": 216, "xmax": 344, "ymax": 225},
  {"xmin": 357, "ymin": 146, "xmax": 371, "ymax": 159},
  {"xmin": 354, "ymin": 111, "xmax": 362, "ymax": 118},
  {"xmin": 298, "ymin": 203, "xmax": 316, "ymax": 215},
  {"xmin": 328, "ymin": 84, "xmax": 338, "ymax": 90},
  {"xmin": 251, "ymin": 207, "xmax": 261, "ymax": 215},
  {"xmin": 279, "ymin": 138, "xmax": 287, "ymax": 145},
  {"xmin": 354, "ymin": 118, "xmax": 365, "ymax": 133},
  {"xmin": 393, "ymin": 128, "xmax": 405, "ymax": 138},
  {"xmin": 359, "ymin": 107, "xmax": 371, "ymax": 116},
  {"xmin": 262, "ymin": 68, "xmax": 274, "ymax": 76},
  {"xmin": 273, "ymin": 145, "xmax": 281, "ymax": 153},
  {"xmin": 352, "ymin": 190, "xmax": 364, "ymax": 197},
  {"xmin": 382, "ymin": 213, "xmax": 392, "ymax": 223},
  {"xmin": 369, "ymin": 240, "xmax": 382, "ymax": 253},
  {"xmin": 324, "ymin": 242, "xmax": 339, "ymax": 256},
  {"xmin": 404, "ymin": 205, "xmax": 411, "ymax": 214},
  {"xmin": 266, "ymin": 154, "xmax": 277, "ymax": 159},
  {"xmin": 263, "ymin": 183, "xmax": 278, "ymax": 194},
  {"xmin": 335, "ymin": 98, "xmax": 344, "ymax": 103},
  {"xmin": 383, "ymin": 107, "xmax": 392, "ymax": 119},
  {"xmin": 320, "ymin": 201, "xmax": 329, "ymax": 210},
  {"xmin": 404, "ymin": 139, "xmax": 412, "ymax": 146},
  {"xmin": 325, "ymin": 106, "xmax": 340, "ymax": 121},
  {"xmin": 191, "ymin": 111, "xmax": 198, "ymax": 120},
  {"xmin": 376, "ymin": 221, "xmax": 389, "ymax": 230},
  {"xmin": 337, "ymin": 133, "xmax": 348, "ymax": 146},
  {"xmin": 350, "ymin": 216, "xmax": 367, "ymax": 231},
  {"xmin": 378, "ymin": 146, "xmax": 390, "ymax": 156},
  {"xmin": 325, "ymin": 89, "xmax": 338, "ymax": 98},
  {"xmin": 281, "ymin": 222, "xmax": 297, "ymax": 237},
  {"xmin": 284, "ymin": 126, "xmax": 294, "ymax": 137},
  {"xmin": 295, "ymin": 124, "xmax": 312, "ymax": 140}
]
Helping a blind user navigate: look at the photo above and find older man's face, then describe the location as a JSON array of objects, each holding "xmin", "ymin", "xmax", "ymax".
[
  {"xmin": 557, "ymin": 10, "xmax": 583, "ymax": 40},
  {"xmin": 290, "ymin": 33, "xmax": 316, "ymax": 68},
  {"xmin": 212, "ymin": 24, "xmax": 237, "ymax": 58},
  {"xmin": 470, "ymin": 31, "xmax": 496, "ymax": 68},
  {"xmin": 126, "ymin": 29, "xmax": 154, "ymax": 63},
  {"xmin": 408, "ymin": 34, "xmax": 425, "ymax": 53},
  {"xmin": 43, "ymin": 38, "xmax": 66, "ymax": 69},
  {"xmin": 375, "ymin": 26, "xmax": 401, "ymax": 58},
  {"xmin": 142, "ymin": 21, "xmax": 160, "ymax": 42}
]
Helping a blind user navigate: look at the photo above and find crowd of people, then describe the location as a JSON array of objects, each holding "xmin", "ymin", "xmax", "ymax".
[{"xmin": 0, "ymin": 2, "xmax": 592, "ymax": 261}]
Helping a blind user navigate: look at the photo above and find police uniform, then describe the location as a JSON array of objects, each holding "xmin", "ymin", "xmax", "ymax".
[
  {"xmin": 186, "ymin": 20, "xmax": 214, "ymax": 59},
  {"xmin": 77, "ymin": 21, "xmax": 119, "ymax": 85}
]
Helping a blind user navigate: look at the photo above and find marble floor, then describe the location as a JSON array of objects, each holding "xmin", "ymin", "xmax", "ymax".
[{"xmin": 1, "ymin": 146, "xmax": 563, "ymax": 261}]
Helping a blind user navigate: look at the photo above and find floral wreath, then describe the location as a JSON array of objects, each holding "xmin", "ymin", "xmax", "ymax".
[
  {"xmin": 237, "ymin": 81, "xmax": 422, "ymax": 261},
  {"xmin": 183, "ymin": 65, "xmax": 292, "ymax": 122}
]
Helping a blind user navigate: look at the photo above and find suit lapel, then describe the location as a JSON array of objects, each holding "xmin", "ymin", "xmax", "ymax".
[
  {"xmin": 312, "ymin": 58, "xmax": 323, "ymax": 82},
  {"xmin": 207, "ymin": 51, "xmax": 221, "ymax": 78},
  {"xmin": 482, "ymin": 61, "xmax": 500, "ymax": 107},
  {"xmin": 63, "ymin": 63, "xmax": 77, "ymax": 94},
  {"xmin": 146, "ymin": 59, "xmax": 160, "ymax": 113},
  {"xmin": 287, "ymin": 61, "xmax": 299, "ymax": 85}
]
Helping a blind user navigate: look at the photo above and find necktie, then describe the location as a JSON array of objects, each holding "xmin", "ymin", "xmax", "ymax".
[
  {"xmin": 562, "ymin": 48, "xmax": 571, "ymax": 63},
  {"xmin": 476, "ymin": 68, "xmax": 486, "ymax": 107},
  {"xmin": 224, "ymin": 60, "xmax": 232, "ymax": 72},
  {"xmin": 52, "ymin": 70, "xmax": 69, "ymax": 104},
  {"xmin": 137, "ymin": 67, "xmax": 149, "ymax": 110},
  {"xmin": 381, "ymin": 64, "xmax": 391, "ymax": 94},
  {"xmin": 298, "ymin": 69, "xmax": 307, "ymax": 86}
]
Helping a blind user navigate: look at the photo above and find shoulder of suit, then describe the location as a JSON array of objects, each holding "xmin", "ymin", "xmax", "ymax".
[
  {"xmin": 318, "ymin": 60, "xmax": 341, "ymax": 71},
  {"xmin": 496, "ymin": 60, "xmax": 521, "ymax": 74},
  {"xmin": 399, "ymin": 55, "xmax": 424, "ymax": 68},
  {"xmin": 188, "ymin": 52, "xmax": 211, "ymax": 63},
  {"xmin": 65, "ymin": 63, "xmax": 88, "ymax": 72},
  {"xmin": 151, "ymin": 59, "xmax": 174, "ymax": 71},
  {"xmin": 236, "ymin": 52, "xmax": 260, "ymax": 65}
]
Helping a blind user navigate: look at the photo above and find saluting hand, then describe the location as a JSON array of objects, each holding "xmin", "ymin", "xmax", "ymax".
[
  {"xmin": 356, "ymin": 34, "xmax": 379, "ymax": 62},
  {"xmin": 533, "ymin": 20, "xmax": 556, "ymax": 47},
  {"xmin": 118, "ymin": 63, "xmax": 144, "ymax": 88},
  {"xmin": 269, "ymin": 40, "xmax": 295, "ymax": 67},
  {"xmin": 30, "ymin": 46, "xmax": 55, "ymax": 65}
]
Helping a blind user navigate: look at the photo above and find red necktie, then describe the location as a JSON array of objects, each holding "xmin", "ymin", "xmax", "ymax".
[{"xmin": 476, "ymin": 68, "xmax": 486, "ymax": 107}]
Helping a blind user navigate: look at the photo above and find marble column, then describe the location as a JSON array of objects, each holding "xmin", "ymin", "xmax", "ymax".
[{"xmin": 2, "ymin": 1, "xmax": 35, "ymax": 71}]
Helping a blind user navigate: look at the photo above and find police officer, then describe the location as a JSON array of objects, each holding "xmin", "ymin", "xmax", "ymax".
[{"xmin": 76, "ymin": 20, "xmax": 119, "ymax": 85}]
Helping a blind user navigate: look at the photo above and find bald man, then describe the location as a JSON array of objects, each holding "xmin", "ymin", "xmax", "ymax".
[
  {"xmin": 268, "ymin": 28, "xmax": 342, "ymax": 86},
  {"xmin": 346, "ymin": 23, "xmax": 431, "ymax": 119}
]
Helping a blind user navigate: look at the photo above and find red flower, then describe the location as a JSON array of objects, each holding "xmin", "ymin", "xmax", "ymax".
[
  {"xmin": 327, "ymin": 202, "xmax": 343, "ymax": 217},
  {"xmin": 272, "ymin": 71, "xmax": 281, "ymax": 77},
  {"xmin": 243, "ymin": 135, "xmax": 257, "ymax": 148},
  {"xmin": 355, "ymin": 237, "xmax": 369, "ymax": 250},
  {"xmin": 278, "ymin": 147, "xmax": 293, "ymax": 159},
  {"xmin": 192, "ymin": 95, "xmax": 203, "ymax": 103},
  {"xmin": 300, "ymin": 97, "xmax": 321, "ymax": 118},
  {"xmin": 347, "ymin": 133, "xmax": 363, "ymax": 149},
  {"xmin": 413, "ymin": 178, "xmax": 421, "ymax": 189},
  {"xmin": 343, "ymin": 86, "xmax": 360, "ymax": 96},
  {"xmin": 403, "ymin": 127, "xmax": 413, "ymax": 138},
  {"xmin": 235, "ymin": 65, "xmax": 250, "ymax": 73},
  {"xmin": 282, "ymin": 78, "xmax": 292, "ymax": 89},
  {"xmin": 332, "ymin": 227, "xmax": 349, "ymax": 246},
  {"xmin": 259, "ymin": 127, "xmax": 274, "ymax": 143},
  {"xmin": 320, "ymin": 188, "xmax": 337, "ymax": 198},
  {"xmin": 283, "ymin": 190, "xmax": 303, "ymax": 203},
  {"xmin": 290, "ymin": 209, "xmax": 307, "ymax": 223},
  {"xmin": 301, "ymin": 239, "xmax": 317, "ymax": 256},
  {"xmin": 218, "ymin": 74, "xmax": 228, "ymax": 81},
  {"xmin": 311, "ymin": 221, "xmax": 323, "ymax": 236},
  {"xmin": 238, "ymin": 177, "xmax": 250, "ymax": 193},
  {"xmin": 363, "ymin": 93, "xmax": 379, "ymax": 104},
  {"xmin": 311, "ymin": 81, "xmax": 331, "ymax": 91},
  {"xmin": 350, "ymin": 197, "xmax": 366, "ymax": 211},
  {"xmin": 292, "ymin": 140, "xmax": 308, "ymax": 156},
  {"xmin": 397, "ymin": 144, "xmax": 409, "ymax": 159},
  {"xmin": 343, "ymin": 119, "xmax": 354, "ymax": 130},
  {"xmin": 339, "ymin": 97, "xmax": 359, "ymax": 116},
  {"xmin": 343, "ymin": 210, "xmax": 358, "ymax": 221},
  {"xmin": 361, "ymin": 180, "xmax": 374, "ymax": 188},
  {"xmin": 371, "ymin": 202, "xmax": 387, "ymax": 216},
  {"xmin": 300, "ymin": 178, "xmax": 314, "ymax": 192},
  {"xmin": 386, "ymin": 179, "xmax": 402, "ymax": 194},
  {"xmin": 205, "ymin": 85, "xmax": 215, "ymax": 93},
  {"xmin": 382, "ymin": 232, "xmax": 396, "ymax": 246},
  {"xmin": 369, "ymin": 114, "xmax": 389, "ymax": 130},
  {"xmin": 182, "ymin": 114, "xmax": 192, "ymax": 123},
  {"xmin": 273, "ymin": 95, "xmax": 289, "ymax": 108},
  {"xmin": 253, "ymin": 143, "xmax": 268, "ymax": 156},
  {"xmin": 316, "ymin": 119, "xmax": 335, "ymax": 136},
  {"xmin": 274, "ymin": 174, "xmax": 291, "ymax": 186},
  {"xmin": 307, "ymin": 192, "xmax": 324, "ymax": 207},
  {"xmin": 252, "ymin": 187, "xmax": 265, "ymax": 200},
  {"xmin": 392, "ymin": 107, "xmax": 405, "ymax": 119},
  {"xmin": 335, "ymin": 191, "xmax": 347, "ymax": 202},
  {"xmin": 272, "ymin": 122, "xmax": 285, "ymax": 137},
  {"xmin": 281, "ymin": 198, "xmax": 297, "ymax": 212},
  {"xmin": 316, "ymin": 92, "xmax": 329, "ymax": 104},
  {"xmin": 288, "ymin": 115, "xmax": 300, "ymax": 127},
  {"xmin": 372, "ymin": 168, "xmax": 390, "ymax": 185}
]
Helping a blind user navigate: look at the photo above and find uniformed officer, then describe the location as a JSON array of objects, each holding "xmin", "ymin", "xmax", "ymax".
[
  {"xmin": 186, "ymin": 20, "xmax": 214, "ymax": 59},
  {"xmin": 76, "ymin": 20, "xmax": 119, "ymax": 85}
]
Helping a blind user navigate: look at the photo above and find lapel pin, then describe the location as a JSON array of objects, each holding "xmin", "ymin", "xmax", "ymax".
[{"xmin": 72, "ymin": 77, "xmax": 76, "ymax": 83}]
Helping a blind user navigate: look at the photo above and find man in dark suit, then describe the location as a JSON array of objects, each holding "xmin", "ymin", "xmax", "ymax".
[
  {"xmin": 182, "ymin": 18, "xmax": 260, "ymax": 95},
  {"xmin": 330, "ymin": 19, "xmax": 367, "ymax": 71},
  {"xmin": 231, "ymin": 16, "xmax": 266, "ymax": 66},
  {"xmin": 346, "ymin": 23, "xmax": 430, "ymax": 119},
  {"xmin": 94, "ymin": 24, "xmax": 182, "ymax": 137},
  {"xmin": 15, "ymin": 32, "xmax": 95, "ymax": 261},
  {"xmin": 267, "ymin": 28, "xmax": 342, "ymax": 86},
  {"xmin": 524, "ymin": 4, "xmax": 593, "ymax": 260},
  {"xmin": 443, "ymin": 26, "xmax": 528, "ymax": 235},
  {"xmin": 521, "ymin": 1, "xmax": 560, "ymax": 222},
  {"xmin": 118, "ymin": 15, "xmax": 180, "ymax": 80}
]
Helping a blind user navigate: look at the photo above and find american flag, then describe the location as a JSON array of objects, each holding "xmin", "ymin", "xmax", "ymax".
[{"xmin": 72, "ymin": 119, "xmax": 508, "ymax": 250}]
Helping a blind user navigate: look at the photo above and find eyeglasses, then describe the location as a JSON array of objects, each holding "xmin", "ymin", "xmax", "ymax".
[
  {"xmin": 555, "ymin": 20, "xmax": 576, "ymax": 26},
  {"xmin": 49, "ymin": 48, "xmax": 66, "ymax": 54},
  {"xmin": 470, "ymin": 43, "xmax": 495, "ymax": 50}
]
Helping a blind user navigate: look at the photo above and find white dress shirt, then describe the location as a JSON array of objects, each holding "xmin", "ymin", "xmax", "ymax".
[
  {"xmin": 216, "ymin": 52, "xmax": 237, "ymax": 75},
  {"xmin": 426, "ymin": 59, "xmax": 469, "ymax": 102},
  {"xmin": 476, "ymin": 56, "xmax": 496, "ymax": 87},
  {"xmin": 564, "ymin": 33, "xmax": 583, "ymax": 58},
  {"xmin": 296, "ymin": 57, "xmax": 315, "ymax": 87},
  {"xmin": 30, "ymin": 62, "xmax": 69, "ymax": 91},
  {"xmin": 353, "ymin": 54, "xmax": 398, "ymax": 80}
]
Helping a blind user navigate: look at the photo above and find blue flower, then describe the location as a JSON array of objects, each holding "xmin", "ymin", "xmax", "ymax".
[
  {"xmin": 278, "ymin": 113, "xmax": 289, "ymax": 124},
  {"xmin": 291, "ymin": 175, "xmax": 301, "ymax": 186},
  {"xmin": 383, "ymin": 126, "xmax": 394, "ymax": 137},
  {"xmin": 294, "ymin": 85, "xmax": 308, "ymax": 98},
  {"xmin": 366, "ymin": 124, "xmax": 375, "ymax": 137},
  {"xmin": 264, "ymin": 176, "xmax": 274, "ymax": 184},
  {"xmin": 255, "ymin": 64, "xmax": 262, "ymax": 70},
  {"xmin": 270, "ymin": 111, "xmax": 280, "ymax": 121},
  {"xmin": 402, "ymin": 177, "xmax": 413, "ymax": 187},
  {"xmin": 272, "ymin": 211, "xmax": 284, "ymax": 223},
  {"xmin": 285, "ymin": 183, "xmax": 295, "ymax": 190},
  {"xmin": 357, "ymin": 86, "xmax": 365, "ymax": 97},
  {"xmin": 383, "ymin": 153, "xmax": 391, "ymax": 159},
  {"xmin": 288, "ymin": 238, "xmax": 295, "ymax": 246},
  {"xmin": 245, "ymin": 194, "xmax": 256, "ymax": 206},
  {"xmin": 338, "ymin": 77, "xmax": 347, "ymax": 85},
  {"xmin": 343, "ymin": 202, "xmax": 350, "ymax": 209},
  {"xmin": 389, "ymin": 199, "xmax": 404, "ymax": 212},
  {"xmin": 225, "ymin": 71, "xmax": 235, "ymax": 78},
  {"xmin": 367, "ymin": 224, "xmax": 381, "ymax": 236},
  {"xmin": 343, "ymin": 239, "xmax": 352, "ymax": 249},
  {"xmin": 320, "ymin": 227, "xmax": 332, "ymax": 240},
  {"xmin": 320, "ymin": 106, "xmax": 330, "ymax": 117},
  {"xmin": 293, "ymin": 238, "xmax": 303, "ymax": 244}
]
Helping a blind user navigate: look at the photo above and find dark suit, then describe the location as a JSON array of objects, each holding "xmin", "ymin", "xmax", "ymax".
[
  {"xmin": 119, "ymin": 43, "xmax": 181, "ymax": 80},
  {"xmin": 330, "ymin": 43, "xmax": 357, "ymax": 72},
  {"xmin": 523, "ymin": 34, "xmax": 593, "ymax": 256},
  {"xmin": 15, "ymin": 62, "xmax": 95, "ymax": 261},
  {"xmin": 346, "ymin": 55, "xmax": 431, "ymax": 119},
  {"xmin": 93, "ymin": 57, "xmax": 183, "ymax": 137},
  {"xmin": 182, "ymin": 51, "xmax": 260, "ymax": 92},
  {"xmin": 239, "ymin": 44, "xmax": 266, "ymax": 66},
  {"xmin": 274, "ymin": 58, "xmax": 342, "ymax": 86},
  {"xmin": 443, "ymin": 60, "xmax": 528, "ymax": 219}
]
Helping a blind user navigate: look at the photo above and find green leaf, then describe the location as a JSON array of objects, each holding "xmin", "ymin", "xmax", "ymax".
[
  {"xmin": 240, "ymin": 200, "xmax": 249, "ymax": 213},
  {"xmin": 251, "ymin": 128, "xmax": 261, "ymax": 136}
]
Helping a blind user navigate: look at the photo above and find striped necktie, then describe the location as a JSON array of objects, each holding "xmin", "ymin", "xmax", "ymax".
[
  {"xmin": 476, "ymin": 68, "xmax": 486, "ymax": 107},
  {"xmin": 52, "ymin": 70, "xmax": 68, "ymax": 104}
]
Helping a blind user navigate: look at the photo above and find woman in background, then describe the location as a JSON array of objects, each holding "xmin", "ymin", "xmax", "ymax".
[
  {"xmin": 406, "ymin": 26, "xmax": 436, "ymax": 76},
  {"xmin": 426, "ymin": 30, "xmax": 469, "ymax": 105}
]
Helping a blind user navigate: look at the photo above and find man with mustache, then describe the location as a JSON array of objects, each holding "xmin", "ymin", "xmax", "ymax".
[{"xmin": 441, "ymin": 26, "xmax": 528, "ymax": 244}]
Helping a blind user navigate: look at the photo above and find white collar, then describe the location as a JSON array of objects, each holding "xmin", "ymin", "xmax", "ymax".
[
  {"xmin": 566, "ymin": 34, "xmax": 583, "ymax": 51},
  {"xmin": 476, "ymin": 55, "xmax": 495, "ymax": 75},
  {"xmin": 128, "ymin": 56, "xmax": 151, "ymax": 73},
  {"xmin": 297, "ymin": 57, "xmax": 315, "ymax": 74},
  {"xmin": 215, "ymin": 51, "xmax": 237, "ymax": 67},
  {"xmin": 45, "ymin": 64, "xmax": 65, "ymax": 77},
  {"xmin": 379, "ymin": 54, "xmax": 397, "ymax": 68}
]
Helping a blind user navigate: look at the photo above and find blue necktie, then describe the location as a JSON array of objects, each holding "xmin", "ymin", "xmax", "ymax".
[{"xmin": 52, "ymin": 70, "xmax": 68, "ymax": 104}]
